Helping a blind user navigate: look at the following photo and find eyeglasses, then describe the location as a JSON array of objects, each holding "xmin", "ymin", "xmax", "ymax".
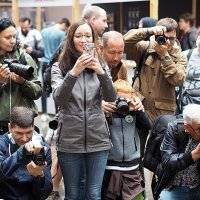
[
  {"xmin": 187, "ymin": 124, "xmax": 200, "ymax": 133},
  {"xmin": 165, "ymin": 35, "xmax": 176, "ymax": 42}
]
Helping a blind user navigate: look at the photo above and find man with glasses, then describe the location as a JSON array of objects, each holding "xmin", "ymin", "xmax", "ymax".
[
  {"xmin": 124, "ymin": 17, "xmax": 187, "ymax": 123},
  {"xmin": 156, "ymin": 104, "xmax": 200, "ymax": 200}
]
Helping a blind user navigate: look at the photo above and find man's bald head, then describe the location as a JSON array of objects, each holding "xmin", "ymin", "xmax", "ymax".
[
  {"xmin": 81, "ymin": 5, "xmax": 108, "ymax": 37},
  {"xmin": 101, "ymin": 31, "xmax": 124, "ymax": 69},
  {"xmin": 102, "ymin": 31, "xmax": 124, "ymax": 48}
]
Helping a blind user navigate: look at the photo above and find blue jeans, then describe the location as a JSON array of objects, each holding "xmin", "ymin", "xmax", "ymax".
[
  {"xmin": 58, "ymin": 150, "xmax": 109, "ymax": 200},
  {"xmin": 159, "ymin": 185, "xmax": 200, "ymax": 200}
]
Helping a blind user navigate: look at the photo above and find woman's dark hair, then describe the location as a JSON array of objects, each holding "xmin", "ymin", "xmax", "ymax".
[
  {"xmin": 140, "ymin": 17, "xmax": 158, "ymax": 28},
  {"xmin": 0, "ymin": 18, "xmax": 15, "ymax": 33},
  {"xmin": 59, "ymin": 20, "xmax": 96, "ymax": 75},
  {"xmin": 180, "ymin": 13, "xmax": 195, "ymax": 27}
]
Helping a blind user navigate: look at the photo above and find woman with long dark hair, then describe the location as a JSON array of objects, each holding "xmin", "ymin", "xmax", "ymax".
[
  {"xmin": 0, "ymin": 18, "xmax": 41, "ymax": 135},
  {"xmin": 51, "ymin": 20, "xmax": 116, "ymax": 199}
]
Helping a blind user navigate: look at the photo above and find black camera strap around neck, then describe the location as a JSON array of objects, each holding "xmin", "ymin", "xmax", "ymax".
[
  {"xmin": 132, "ymin": 43, "xmax": 150, "ymax": 89},
  {"xmin": 111, "ymin": 61, "xmax": 123, "ymax": 82}
]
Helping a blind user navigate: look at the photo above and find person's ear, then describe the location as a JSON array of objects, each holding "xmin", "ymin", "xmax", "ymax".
[
  {"xmin": 98, "ymin": 43, "xmax": 103, "ymax": 53},
  {"xmin": 90, "ymin": 16, "xmax": 96, "ymax": 26},
  {"xmin": 29, "ymin": 22, "xmax": 33, "ymax": 28},
  {"xmin": 184, "ymin": 123, "xmax": 189, "ymax": 132},
  {"xmin": 8, "ymin": 123, "xmax": 11, "ymax": 132}
]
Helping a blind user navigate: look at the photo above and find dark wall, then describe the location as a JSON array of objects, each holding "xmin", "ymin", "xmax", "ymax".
[
  {"xmin": 197, "ymin": 0, "xmax": 200, "ymax": 27},
  {"xmin": 94, "ymin": 0, "xmax": 200, "ymax": 34},
  {"xmin": 93, "ymin": 1, "xmax": 149, "ymax": 33},
  {"xmin": 122, "ymin": 1, "xmax": 149, "ymax": 33},
  {"xmin": 159, "ymin": 0, "xmax": 200, "ymax": 27},
  {"xmin": 93, "ymin": 3, "xmax": 120, "ymax": 32}
]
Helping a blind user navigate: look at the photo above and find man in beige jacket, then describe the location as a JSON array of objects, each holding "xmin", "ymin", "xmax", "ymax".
[{"xmin": 124, "ymin": 17, "xmax": 187, "ymax": 123}]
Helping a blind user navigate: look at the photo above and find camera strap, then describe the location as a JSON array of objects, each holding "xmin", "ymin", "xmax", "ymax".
[
  {"xmin": 132, "ymin": 42, "xmax": 150, "ymax": 89},
  {"xmin": 111, "ymin": 61, "xmax": 122, "ymax": 82},
  {"xmin": 9, "ymin": 74, "xmax": 12, "ymax": 120}
]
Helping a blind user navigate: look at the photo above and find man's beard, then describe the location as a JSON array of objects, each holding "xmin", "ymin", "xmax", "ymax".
[{"xmin": 22, "ymin": 30, "xmax": 28, "ymax": 37}]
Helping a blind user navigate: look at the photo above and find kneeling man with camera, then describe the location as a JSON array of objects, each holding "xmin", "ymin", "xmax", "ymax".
[{"xmin": 0, "ymin": 106, "xmax": 52, "ymax": 200}]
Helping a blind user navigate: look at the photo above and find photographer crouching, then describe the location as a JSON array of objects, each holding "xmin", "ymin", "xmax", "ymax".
[
  {"xmin": 0, "ymin": 106, "xmax": 52, "ymax": 199},
  {"xmin": 0, "ymin": 18, "xmax": 42, "ymax": 135}
]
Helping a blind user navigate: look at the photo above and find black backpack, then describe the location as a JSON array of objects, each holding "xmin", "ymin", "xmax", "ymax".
[
  {"xmin": 143, "ymin": 114, "xmax": 184, "ymax": 199},
  {"xmin": 43, "ymin": 40, "xmax": 65, "ymax": 96},
  {"xmin": 143, "ymin": 114, "xmax": 184, "ymax": 174}
]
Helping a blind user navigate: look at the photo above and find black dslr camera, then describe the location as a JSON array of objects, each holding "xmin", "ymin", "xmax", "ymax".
[
  {"xmin": 116, "ymin": 97, "xmax": 129, "ymax": 116},
  {"xmin": 32, "ymin": 147, "xmax": 46, "ymax": 166},
  {"xmin": 155, "ymin": 33, "xmax": 168, "ymax": 45},
  {"xmin": 49, "ymin": 113, "xmax": 59, "ymax": 130},
  {"xmin": 3, "ymin": 59, "xmax": 34, "ymax": 80}
]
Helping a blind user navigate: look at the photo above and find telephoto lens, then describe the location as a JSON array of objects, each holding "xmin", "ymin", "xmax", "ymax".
[{"xmin": 4, "ymin": 59, "xmax": 34, "ymax": 80}]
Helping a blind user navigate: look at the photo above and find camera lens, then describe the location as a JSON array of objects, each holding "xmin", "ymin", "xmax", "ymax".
[
  {"xmin": 116, "ymin": 97, "xmax": 129, "ymax": 116},
  {"xmin": 32, "ymin": 147, "xmax": 45, "ymax": 166},
  {"xmin": 3, "ymin": 59, "xmax": 34, "ymax": 80},
  {"xmin": 156, "ymin": 35, "xmax": 167, "ymax": 45}
]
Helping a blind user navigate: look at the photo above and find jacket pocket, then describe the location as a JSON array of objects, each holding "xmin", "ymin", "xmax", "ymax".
[{"xmin": 155, "ymin": 101, "xmax": 176, "ymax": 112}]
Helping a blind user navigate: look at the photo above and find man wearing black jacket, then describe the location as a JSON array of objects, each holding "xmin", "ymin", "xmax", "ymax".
[{"xmin": 157, "ymin": 104, "xmax": 200, "ymax": 200}]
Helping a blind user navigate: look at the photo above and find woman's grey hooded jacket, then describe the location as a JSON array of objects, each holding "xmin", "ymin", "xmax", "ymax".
[{"xmin": 51, "ymin": 63, "xmax": 116, "ymax": 153}]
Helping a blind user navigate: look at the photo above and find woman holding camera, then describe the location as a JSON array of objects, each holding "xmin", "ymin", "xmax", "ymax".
[
  {"xmin": 0, "ymin": 18, "xmax": 42, "ymax": 134},
  {"xmin": 51, "ymin": 20, "xmax": 116, "ymax": 199}
]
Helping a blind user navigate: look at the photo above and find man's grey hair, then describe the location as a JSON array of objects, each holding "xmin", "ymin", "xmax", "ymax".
[
  {"xmin": 81, "ymin": 5, "xmax": 106, "ymax": 20},
  {"xmin": 183, "ymin": 104, "xmax": 200, "ymax": 125},
  {"xmin": 102, "ymin": 31, "xmax": 124, "ymax": 48}
]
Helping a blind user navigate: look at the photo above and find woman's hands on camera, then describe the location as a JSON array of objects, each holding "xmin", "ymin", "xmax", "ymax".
[
  {"xmin": 0, "ymin": 64, "xmax": 10, "ymax": 83},
  {"xmin": 11, "ymin": 73, "xmax": 26, "ymax": 85},
  {"xmin": 0, "ymin": 64, "xmax": 26, "ymax": 85},
  {"xmin": 128, "ymin": 96, "xmax": 144, "ymax": 112}
]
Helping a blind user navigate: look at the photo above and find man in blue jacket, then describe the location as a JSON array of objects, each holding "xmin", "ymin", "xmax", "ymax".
[{"xmin": 0, "ymin": 106, "xmax": 52, "ymax": 200}]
